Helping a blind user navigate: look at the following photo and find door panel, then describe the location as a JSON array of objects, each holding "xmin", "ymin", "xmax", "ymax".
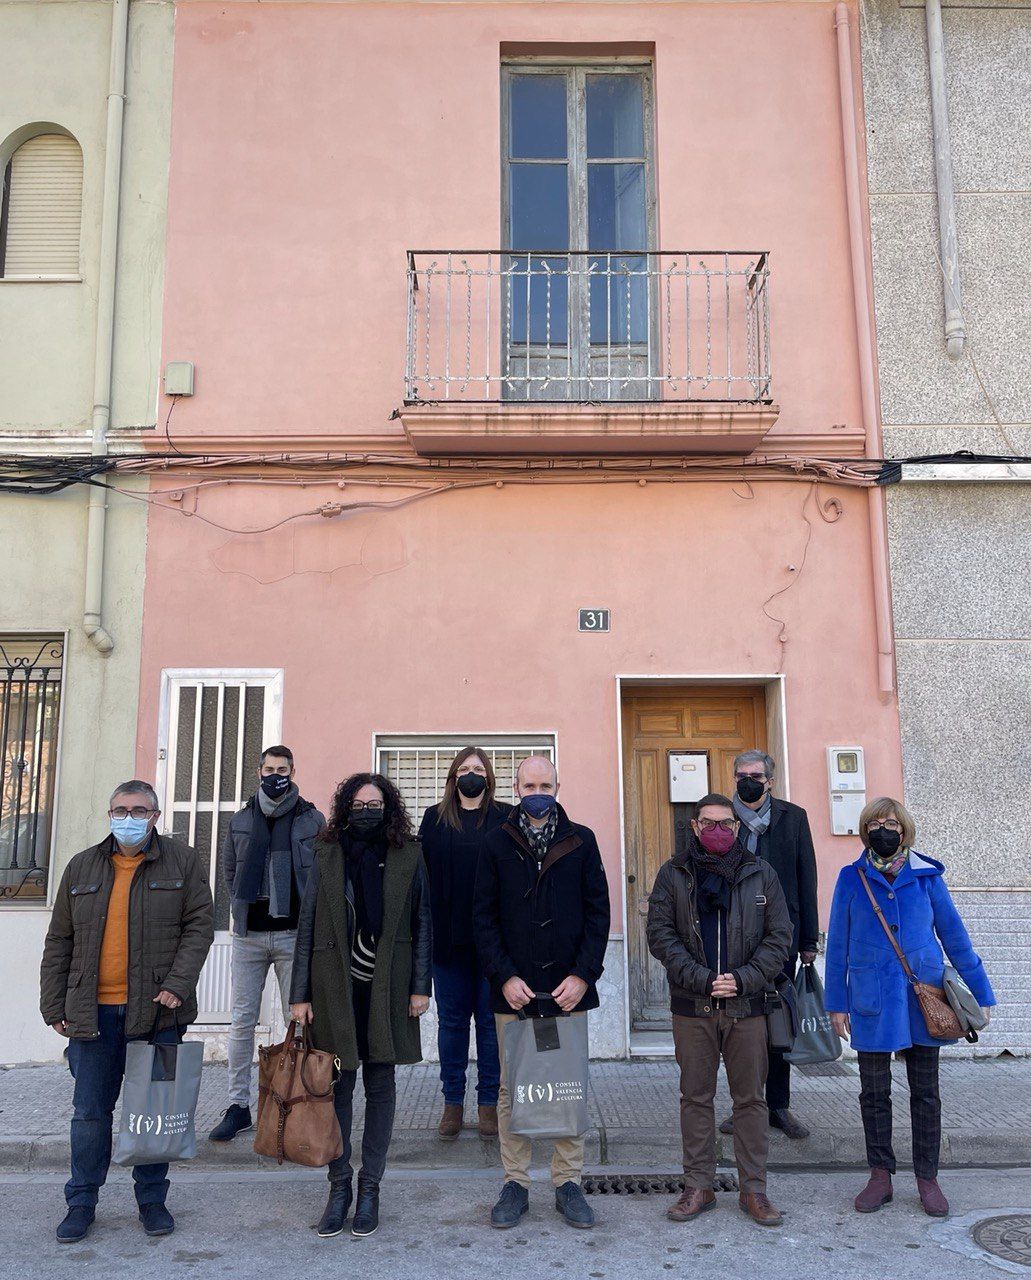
[{"xmin": 622, "ymin": 687, "xmax": 767, "ymax": 1030}]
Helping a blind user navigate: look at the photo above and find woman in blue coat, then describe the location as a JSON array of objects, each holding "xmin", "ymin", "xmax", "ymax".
[{"xmin": 825, "ymin": 796, "xmax": 994, "ymax": 1219}]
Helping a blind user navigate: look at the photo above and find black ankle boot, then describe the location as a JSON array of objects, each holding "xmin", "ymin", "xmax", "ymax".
[
  {"xmin": 351, "ymin": 1177, "xmax": 379, "ymax": 1238},
  {"xmin": 317, "ymin": 1179, "xmax": 353, "ymax": 1238}
]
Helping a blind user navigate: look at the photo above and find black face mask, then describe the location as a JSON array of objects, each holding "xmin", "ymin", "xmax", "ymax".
[
  {"xmin": 348, "ymin": 810, "xmax": 386, "ymax": 839},
  {"xmin": 868, "ymin": 826, "xmax": 902, "ymax": 858},
  {"xmin": 456, "ymin": 774, "xmax": 487, "ymax": 799},
  {"xmin": 736, "ymin": 776, "xmax": 766, "ymax": 805},
  {"xmin": 261, "ymin": 774, "xmax": 291, "ymax": 800}
]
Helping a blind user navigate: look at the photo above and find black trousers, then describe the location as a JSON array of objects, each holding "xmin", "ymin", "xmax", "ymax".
[
  {"xmin": 765, "ymin": 959, "xmax": 795, "ymax": 1111},
  {"xmin": 857, "ymin": 1045, "xmax": 941, "ymax": 1180},
  {"xmin": 327, "ymin": 982, "xmax": 396, "ymax": 1187}
]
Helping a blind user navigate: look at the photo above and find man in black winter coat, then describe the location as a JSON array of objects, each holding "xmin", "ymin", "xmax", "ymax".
[
  {"xmin": 723, "ymin": 750, "xmax": 819, "ymax": 1140},
  {"xmin": 473, "ymin": 756, "xmax": 610, "ymax": 1233}
]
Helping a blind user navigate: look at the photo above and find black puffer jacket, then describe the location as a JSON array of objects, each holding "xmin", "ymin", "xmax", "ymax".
[
  {"xmin": 473, "ymin": 805, "xmax": 610, "ymax": 1016},
  {"xmin": 40, "ymin": 834, "xmax": 214, "ymax": 1039},
  {"xmin": 647, "ymin": 840, "xmax": 792, "ymax": 1018}
]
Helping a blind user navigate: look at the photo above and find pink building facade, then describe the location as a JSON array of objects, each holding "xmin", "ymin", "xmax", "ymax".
[{"xmin": 138, "ymin": 0, "xmax": 902, "ymax": 1054}]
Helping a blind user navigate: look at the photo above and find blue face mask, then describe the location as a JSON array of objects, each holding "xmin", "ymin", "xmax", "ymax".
[
  {"xmin": 520, "ymin": 793, "xmax": 557, "ymax": 820},
  {"xmin": 111, "ymin": 816, "xmax": 151, "ymax": 848}
]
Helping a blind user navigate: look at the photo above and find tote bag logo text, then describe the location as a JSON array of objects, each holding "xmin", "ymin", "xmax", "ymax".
[
  {"xmin": 127, "ymin": 1110, "xmax": 191, "ymax": 1138},
  {"xmin": 516, "ymin": 1080, "xmax": 586, "ymax": 1106}
]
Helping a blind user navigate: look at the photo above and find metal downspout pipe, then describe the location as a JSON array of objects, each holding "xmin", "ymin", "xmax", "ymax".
[
  {"xmin": 834, "ymin": 3, "xmax": 896, "ymax": 695},
  {"xmin": 83, "ymin": 0, "xmax": 130, "ymax": 655},
  {"xmin": 925, "ymin": 0, "xmax": 966, "ymax": 359}
]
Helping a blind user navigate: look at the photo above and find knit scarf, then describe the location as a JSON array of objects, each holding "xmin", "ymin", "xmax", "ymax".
[
  {"xmin": 237, "ymin": 785, "xmax": 299, "ymax": 917},
  {"xmin": 519, "ymin": 807, "xmax": 559, "ymax": 863},
  {"xmin": 690, "ymin": 832, "xmax": 746, "ymax": 910},
  {"xmin": 866, "ymin": 846, "xmax": 909, "ymax": 879},
  {"xmin": 732, "ymin": 792, "xmax": 771, "ymax": 855},
  {"xmin": 344, "ymin": 832, "xmax": 387, "ymax": 943}
]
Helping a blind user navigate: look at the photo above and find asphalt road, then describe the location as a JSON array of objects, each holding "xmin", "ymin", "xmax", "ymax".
[{"xmin": 2, "ymin": 1167, "xmax": 1029, "ymax": 1279}]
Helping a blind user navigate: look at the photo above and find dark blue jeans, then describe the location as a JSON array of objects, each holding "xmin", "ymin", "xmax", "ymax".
[
  {"xmin": 433, "ymin": 947, "xmax": 500, "ymax": 1107},
  {"xmin": 65, "ymin": 1004, "xmax": 179, "ymax": 1209}
]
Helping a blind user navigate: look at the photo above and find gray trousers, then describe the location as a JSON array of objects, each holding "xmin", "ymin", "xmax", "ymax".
[{"xmin": 228, "ymin": 930, "xmax": 295, "ymax": 1107}]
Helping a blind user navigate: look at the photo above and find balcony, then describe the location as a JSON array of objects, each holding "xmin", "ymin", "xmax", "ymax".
[{"xmin": 400, "ymin": 249, "xmax": 778, "ymax": 456}]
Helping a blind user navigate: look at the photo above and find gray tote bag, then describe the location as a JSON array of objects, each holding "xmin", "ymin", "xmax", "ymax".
[
  {"xmin": 504, "ymin": 1003, "xmax": 590, "ymax": 1140},
  {"xmin": 113, "ymin": 1021, "xmax": 203, "ymax": 1167},
  {"xmin": 785, "ymin": 964, "xmax": 843, "ymax": 1066}
]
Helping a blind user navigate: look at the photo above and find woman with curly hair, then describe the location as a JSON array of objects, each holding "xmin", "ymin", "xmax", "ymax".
[{"xmin": 290, "ymin": 773, "xmax": 431, "ymax": 1240}]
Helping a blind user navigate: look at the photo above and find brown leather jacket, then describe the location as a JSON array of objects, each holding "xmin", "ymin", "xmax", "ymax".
[
  {"xmin": 647, "ymin": 846, "xmax": 792, "ymax": 1018},
  {"xmin": 39, "ymin": 833, "xmax": 214, "ymax": 1040}
]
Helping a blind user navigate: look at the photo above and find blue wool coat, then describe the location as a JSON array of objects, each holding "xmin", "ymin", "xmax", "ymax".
[{"xmin": 824, "ymin": 852, "xmax": 995, "ymax": 1052}]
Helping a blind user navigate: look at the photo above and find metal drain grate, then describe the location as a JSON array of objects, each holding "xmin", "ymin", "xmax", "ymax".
[
  {"xmin": 971, "ymin": 1214, "xmax": 1031, "ymax": 1266},
  {"xmin": 582, "ymin": 1172, "xmax": 739, "ymax": 1195}
]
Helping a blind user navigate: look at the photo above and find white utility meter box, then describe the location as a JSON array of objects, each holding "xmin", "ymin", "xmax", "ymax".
[
  {"xmin": 827, "ymin": 746, "xmax": 866, "ymax": 835},
  {"xmin": 669, "ymin": 752, "xmax": 710, "ymax": 804}
]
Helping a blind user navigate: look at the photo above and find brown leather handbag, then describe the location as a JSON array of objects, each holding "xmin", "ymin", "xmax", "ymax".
[
  {"xmin": 254, "ymin": 1021, "xmax": 343, "ymax": 1166},
  {"xmin": 857, "ymin": 868, "xmax": 964, "ymax": 1041}
]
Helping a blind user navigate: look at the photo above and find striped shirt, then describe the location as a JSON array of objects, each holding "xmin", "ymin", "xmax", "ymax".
[{"xmin": 351, "ymin": 928, "xmax": 376, "ymax": 984}]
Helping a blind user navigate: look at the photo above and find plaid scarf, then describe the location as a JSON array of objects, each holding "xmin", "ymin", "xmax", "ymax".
[
  {"xmin": 519, "ymin": 807, "xmax": 559, "ymax": 863},
  {"xmin": 732, "ymin": 792, "xmax": 771, "ymax": 855}
]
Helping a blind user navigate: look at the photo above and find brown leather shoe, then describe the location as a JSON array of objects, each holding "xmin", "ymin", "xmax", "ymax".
[
  {"xmin": 854, "ymin": 1168, "xmax": 893, "ymax": 1213},
  {"xmin": 477, "ymin": 1105, "xmax": 499, "ymax": 1139},
  {"xmin": 768, "ymin": 1108, "xmax": 810, "ymax": 1140},
  {"xmin": 438, "ymin": 1103, "xmax": 463, "ymax": 1141},
  {"xmin": 916, "ymin": 1177, "xmax": 949, "ymax": 1218},
  {"xmin": 667, "ymin": 1187, "xmax": 716, "ymax": 1222},
  {"xmin": 738, "ymin": 1192, "xmax": 783, "ymax": 1226}
]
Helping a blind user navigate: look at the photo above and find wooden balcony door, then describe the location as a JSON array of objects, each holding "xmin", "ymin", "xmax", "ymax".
[{"xmin": 621, "ymin": 685, "xmax": 767, "ymax": 1030}]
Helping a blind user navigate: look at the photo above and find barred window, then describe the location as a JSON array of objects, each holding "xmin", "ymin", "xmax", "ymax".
[
  {"xmin": 374, "ymin": 734, "xmax": 557, "ymax": 820},
  {"xmin": 1, "ymin": 635, "xmax": 63, "ymax": 902}
]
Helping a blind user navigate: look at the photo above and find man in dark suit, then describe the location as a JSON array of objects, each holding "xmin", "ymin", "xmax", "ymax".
[{"xmin": 720, "ymin": 750, "xmax": 818, "ymax": 1141}]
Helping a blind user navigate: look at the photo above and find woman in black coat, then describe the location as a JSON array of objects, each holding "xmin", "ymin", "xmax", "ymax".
[
  {"xmin": 419, "ymin": 747, "xmax": 510, "ymax": 1142},
  {"xmin": 290, "ymin": 773, "xmax": 431, "ymax": 1240}
]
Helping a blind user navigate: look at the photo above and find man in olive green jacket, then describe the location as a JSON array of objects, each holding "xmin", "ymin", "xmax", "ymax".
[{"xmin": 39, "ymin": 780, "xmax": 213, "ymax": 1245}]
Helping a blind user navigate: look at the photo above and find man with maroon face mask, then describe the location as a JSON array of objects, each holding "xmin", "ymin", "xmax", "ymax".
[{"xmin": 646, "ymin": 793, "xmax": 792, "ymax": 1228}]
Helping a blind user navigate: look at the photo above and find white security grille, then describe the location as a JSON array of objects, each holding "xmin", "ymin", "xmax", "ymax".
[
  {"xmin": 157, "ymin": 671, "xmax": 283, "ymax": 1022},
  {"xmin": 375, "ymin": 734, "xmax": 556, "ymax": 820},
  {"xmin": 1, "ymin": 134, "xmax": 83, "ymax": 277}
]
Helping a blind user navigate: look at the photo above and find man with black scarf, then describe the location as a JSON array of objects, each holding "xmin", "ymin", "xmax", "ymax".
[
  {"xmin": 647, "ymin": 793, "xmax": 792, "ymax": 1227},
  {"xmin": 723, "ymin": 750, "xmax": 819, "ymax": 1141},
  {"xmin": 209, "ymin": 745, "xmax": 324, "ymax": 1142}
]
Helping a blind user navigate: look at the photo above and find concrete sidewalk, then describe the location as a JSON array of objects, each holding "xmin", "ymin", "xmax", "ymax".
[{"xmin": 2, "ymin": 1056, "xmax": 1028, "ymax": 1174}]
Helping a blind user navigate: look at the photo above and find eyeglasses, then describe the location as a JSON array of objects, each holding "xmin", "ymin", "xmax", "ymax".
[
  {"xmin": 696, "ymin": 817, "xmax": 737, "ymax": 832},
  {"xmin": 350, "ymin": 801, "xmax": 384, "ymax": 812},
  {"xmin": 109, "ymin": 807, "xmax": 156, "ymax": 820},
  {"xmin": 734, "ymin": 772, "xmax": 767, "ymax": 782},
  {"xmin": 868, "ymin": 819, "xmax": 902, "ymax": 833}
]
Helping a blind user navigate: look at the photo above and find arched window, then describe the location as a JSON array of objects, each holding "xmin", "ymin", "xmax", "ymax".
[{"xmin": 0, "ymin": 132, "xmax": 83, "ymax": 278}]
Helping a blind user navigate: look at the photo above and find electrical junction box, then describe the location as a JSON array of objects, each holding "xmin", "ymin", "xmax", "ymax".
[
  {"xmin": 668, "ymin": 752, "xmax": 709, "ymax": 804},
  {"xmin": 164, "ymin": 361, "xmax": 195, "ymax": 396},
  {"xmin": 827, "ymin": 746, "xmax": 866, "ymax": 835}
]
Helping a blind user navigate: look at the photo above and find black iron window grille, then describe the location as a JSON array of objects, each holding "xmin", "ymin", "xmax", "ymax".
[{"xmin": 1, "ymin": 635, "xmax": 63, "ymax": 902}]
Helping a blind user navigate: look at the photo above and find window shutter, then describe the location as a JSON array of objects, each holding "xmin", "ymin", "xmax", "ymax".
[
  {"xmin": 376, "ymin": 736, "xmax": 556, "ymax": 819},
  {"xmin": 2, "ymin": 134, "xmax": 82, "ymax": 277}
]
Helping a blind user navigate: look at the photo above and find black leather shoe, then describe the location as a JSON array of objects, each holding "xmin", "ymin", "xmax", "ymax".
[
  {"xmin": 209, "ymin": 1104, "xmax": 253, "ymax": 1142},
  {"xmin": 139, "ymin": 1203, "xmax": 175, "ymax": 1237},
  {"xmin": 351, "ymin": 1178, "xmax": 379, "ymax": 1238},
  {"xmin": 769, "ymin": 1108, "xmax": 810, "ymax": 1141},
  {"xmin": 317, "ymin": 1179, "xmax": 353, "ymax": 1238},
  {"xmin": 56, "ymin": 1207, "xmax": 94, "ymax": 1244},
  {"xmin": 491, "ymin": 1181, "xmax": 529, "ymax": 1229},
  {"xmin": 719, "ymin": 1114, "xmax": 734, "ymax": 1135},
  {"xmin": 555, "ymin": 1181, "xmax": 595, "ymax": 1229}
]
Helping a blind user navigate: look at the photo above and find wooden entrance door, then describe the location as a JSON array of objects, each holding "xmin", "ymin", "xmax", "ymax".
[{"xmin": 622, "ymin": 686, "xmax": 767, "ymax": 1030}]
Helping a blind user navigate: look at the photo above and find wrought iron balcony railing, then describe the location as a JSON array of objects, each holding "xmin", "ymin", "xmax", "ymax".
[{"xmin": 405, "ymin": 249, "xmax": 771, "ymax": 405}]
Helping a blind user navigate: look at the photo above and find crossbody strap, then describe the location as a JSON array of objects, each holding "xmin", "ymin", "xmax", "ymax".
[{"xmin": 857, "ymin": 867, "xmax": 916, "ymax": 984}]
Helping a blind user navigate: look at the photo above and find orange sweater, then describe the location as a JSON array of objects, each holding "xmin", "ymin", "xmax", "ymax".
[{"xmin": 97, "ymin": 852, "xmax": 143, "ymax": 1004}]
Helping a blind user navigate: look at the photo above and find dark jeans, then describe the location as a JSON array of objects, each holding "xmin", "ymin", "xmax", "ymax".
[
  {"xmin": 328, "ymin": 1061, "xmax": 396, "ymax": 1188},
  {"xmin": 433, "ymin": 947, "xmax": 500, "ymax": 1107},
  {"xmin": 857, "ymin": 1045, "xmax": 942, "ymax": 1179},
  {"xmin": 766, "ymin": 959, "xmax": 796, "ymax": 1111},
  {"xmin": 65, "ymin": 1003, "xmax": 180, "ymax": 1209}
]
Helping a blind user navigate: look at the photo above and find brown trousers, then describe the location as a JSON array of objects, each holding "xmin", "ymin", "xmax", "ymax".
[
  {"xmin": 673, "ymin": 1011, "xmax": 769, "ymax": 1195},
  {"xmin": 495, "ymin": 1013, "xmax": 586, "ymax": 1189}
]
